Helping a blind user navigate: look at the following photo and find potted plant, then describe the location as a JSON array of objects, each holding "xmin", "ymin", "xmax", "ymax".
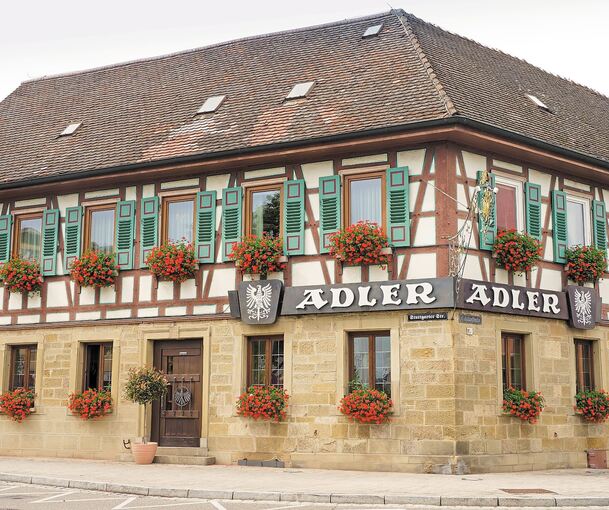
[
  {"xmin": 68, "ymin": 388, "xmax": 113, "ymax": 420},
  {"xmin": 229, "ymin": 234, "xmax": 287, "ymax": 279},
  {"xmin": 70, "ymin": 251, "xmax": 118, "ymax": 288},
  {"xmin": 145, "ymin": 241, "xmax": 198, "ymax": 283},
  {"xmin": 0, "ymin": 388, "xmax": 36, "ymax": 423},
  {"xmin": 565, "ymin": 245, "xmax": 607, "ymax": 285},
  {"xmin": 492, "ymin": 229, "xmax": 542, "ymax": 274},
  {"xmin": 329, "ymin": 222, "xmax": 391, "ymax": 268},
  {"xmin": 502, "ymin": 386, "xmax": 544, "ymax": 424},
  {"xmin": 0, "ymin": 258, "xmax": 43, "ymax": 294},
  {"xmin": 339, "ymin": 382, "xmax": 393, "ymax": 424},
  {"xmin": 236, "ymin": 385, "xmax": 289, "ymax": 422},
  {"xmin": 123, "ymin": 366, "xmax": 168, "ymax": 464},
  {"xmin": 575, "ymin": 389, "xmax": 609, "ymax": 423}
]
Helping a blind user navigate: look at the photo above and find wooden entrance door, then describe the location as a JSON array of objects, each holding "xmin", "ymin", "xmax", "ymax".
[{"xmin": 151, "ymin": 340, "xmax": 202, "ymax": 447}]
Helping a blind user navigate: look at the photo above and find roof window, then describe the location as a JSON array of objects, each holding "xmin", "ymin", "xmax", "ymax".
[
  {"xmin": 363, "ymin": 24, "xmax": 383, "ymax": 38},
  {"xmin": 286, "ymin": 81, "xmax": 315, "ymax": 100},
  {"xmin": 197, "ymin": 95, "xmax": 226, "ymax": 114},
  {"xmin": 525, "ymin": 94, "xmax": 551, "ymax": 111},
  {"xmin": 60, "ymin": 122, "xmax": 82, "ymax": 136}
]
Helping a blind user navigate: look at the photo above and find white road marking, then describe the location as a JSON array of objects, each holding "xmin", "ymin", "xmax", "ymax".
[
  {"xmin": 267, "ymin": 505, "xmax": 307, "ymax": 510},
  {"xmin": 31, "ymin": 490, "xmax": 77, "ymax": 503},
  {"xmin": 210, "ymin": 500, "xmax": 227, "ymax": 510},
  {"xmin": 0, "ymin": 491, "xmax": 59, "ymax": 496},
  {"xmin": 0, "ymin": 486, "xmax": 17, "ymax": 492},
  {"xmin": 128, "ymin": 501, "xmax": 205, "ymax": 509},
  {"xmin": 44, "ymin": 496, "xmax": 126, "ymax": 503},
  {"xmin": 113, "ymin": 496, "xmax": 138, "ymax": 509}
]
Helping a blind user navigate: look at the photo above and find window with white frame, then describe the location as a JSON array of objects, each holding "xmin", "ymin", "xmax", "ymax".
[
  {"xmin": 494, "ymin": 175, "xmax": 524, "ymax": 232},
  {"xmin": 566, "ymin": 195, "xmax": 591, "ymax": 247}
]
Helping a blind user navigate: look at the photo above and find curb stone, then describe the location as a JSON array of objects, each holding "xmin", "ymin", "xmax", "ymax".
[{"xmin": 0, "ymin": 472, "xmax": 605, "ymax": 507}]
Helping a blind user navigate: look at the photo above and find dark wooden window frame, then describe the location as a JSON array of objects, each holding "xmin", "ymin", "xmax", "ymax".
[
  {"xmin": 83, "ymin": 204, "xmax": 116, "ymax": 253},
  {"xmin": 343, "ymin": 170, "xmax": 387, "ymax": 228},
  {"xmin": 575, "ymin": 339, "xmax": 595, "ymax": 393},
  {"xmin": 246, "ymin": 335, "xmax": 284, "ymax": 388},
  {"xmin": 161, "ymin": 194, "xmax": 196, "ymax": 244},
  {"xmin": 501, "ymin": 333, "xmax": 526, "ymax": 390},
  {"xmin": 82, "ymin": 342, "xmax": 113, "ymax": 391},
  {"xmin": 12, "ymin": 212, "xmax": 43, "ymax": 260},
  {"xmin": 9, "ymin": 344, "xmax": 37, "ymax": 391},
  {"xmin": 347, "ymin": 331, "xmax": 391, "ymax": 394},
  {"xmin": 243, "ymin": 183, "xmax": 283, "ymax": 238}
]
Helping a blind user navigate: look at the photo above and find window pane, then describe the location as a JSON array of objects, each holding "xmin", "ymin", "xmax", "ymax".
[
  {"xmin": 11, "ymin": 347, "xmax": 26, "ymax": 389},
  {"xmin": 18, "ymin": 217, "xmax": 42, "ymax": 260},
  {"xmin": 89, "ymin": 209, "xmax": 115, "ymax": 254},
  {"xmin": 502, "ymin": 334, "xmax": 524, "ymax": 390},
  {"xmin": 350, "ymin": 177, "xmax": 382, "ymax": 225},
  {"xmin": 271, "ymin": 339, "xmax": 284, "ymax": 387},
  {"xmin": 375, "ymin": 335, "xmax": 391, "ymax": 396},
  {"xmin": 251, "ymin": 189, "xmax": 280, "ymax": 237},
  {"xmin": 496, "ymin": 184, "xmax": 517, "ymax": 231},
  {"xmin": 352, "ymin": 336, "xmax": 369, "ymax": 387},
  {"xmin": 102, "ymin": 346, "xmax": 113, "ymax": 390},
  {"xmin": 576, "ymin": 341, "xmax": 594, "ymax": 392},
  {"xmin": 28, "ymin": 348, "xmax": 37, "ymax": 389},
  {"xmin": 85, "ymin": 344, "xmax": 101, "ymax": 389},
  {"xmin": 167, "ymin": 200, "xmax": 194, "ymax": 243},
  {"xmin": 250, "ymin": 339, "xmax": 266, "ymax": 386},
  {"xmin": 567, "ymin": 200, "xmax": 586, "ymax": 247}
]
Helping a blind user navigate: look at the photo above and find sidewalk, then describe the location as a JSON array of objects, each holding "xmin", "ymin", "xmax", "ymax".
[{"xmin": 0, "ymin": 457, "xmax": 608, "ymax": 507}]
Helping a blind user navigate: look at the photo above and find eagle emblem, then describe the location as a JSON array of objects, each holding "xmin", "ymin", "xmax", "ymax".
[
  {"xmin": 574, "ymin": 288, "xmax": 592, "ymax": 326},
  {"xmin": 246, "ymin": 283, "xmax": 273, "ymax": 321}
]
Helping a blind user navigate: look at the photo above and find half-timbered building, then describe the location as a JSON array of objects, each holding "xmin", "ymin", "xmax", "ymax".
[{"xmin": 0, "ymin": 10, "xmax": 608, "ymax": 473}]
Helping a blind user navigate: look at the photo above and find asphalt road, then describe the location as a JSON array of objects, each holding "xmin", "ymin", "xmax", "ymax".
[{"xmin": 0, "ymin": 481, "xmax": 599, "ymax": 510}]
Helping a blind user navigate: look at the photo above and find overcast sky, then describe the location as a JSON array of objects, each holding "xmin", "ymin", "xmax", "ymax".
[{"xmin": 1, "ymin": 0, "xmax": 608, "ymax": 101}]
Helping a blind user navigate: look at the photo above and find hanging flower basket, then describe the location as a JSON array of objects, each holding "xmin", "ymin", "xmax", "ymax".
[
  {"xmin": 70, "ymin": 251, "xmax": 118, "ymax": 288},
  {"xmin": 329, "ymin": 222, "xmax": 390, "ymax": 268},
  {"xmin": 502, "ymin": 387, "xmax": 544, "ymax": 424},
  {"xmin": 565, "ymin": 245, "xmax": 607, "ymax": 285},
  {"xmin": 229, "ymin": 234, "xmax": 286, "ymax": 279},
  {"xmin": 339, "ymin": 384, "xmax": 393, "ymax": 424},
  {"xmin": 68, "ymin": 388, "xmax": 113, "ymax": 420},
  {"xmin": 574, "ymin": 389, "xmax": 609, "ymax": 423},
  {"xmin": 0, "ymin": 258, "xmax": 43, "ymax": 294},
  {"xmin": 492, "ymin": 229, "xmax": 542, "ymax": 274},
  {"xmin": 146, "ymin": 241, "xmax": 198, "ymax": 283},
  {"xmin": 236, "ymin": 385, "xmax": 289, "ymax": 422},
  {"xmin": 0, "ymin": 388, "xmax": 36, "ymax": 423}
]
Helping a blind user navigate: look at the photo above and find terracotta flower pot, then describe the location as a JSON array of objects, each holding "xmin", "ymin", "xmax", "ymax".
[{"xmin": 131, "ymin": 442, "xmax": 158, "ymax": 465}]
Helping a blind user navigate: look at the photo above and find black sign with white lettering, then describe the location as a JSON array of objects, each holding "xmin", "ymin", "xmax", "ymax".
[
  {"xmin": 457, "ymin": 279, "xmax": 569, "ymax": 320},
  {"xmin": 408, "ymin": 312, "xmax": 449, "ymax": 321}
]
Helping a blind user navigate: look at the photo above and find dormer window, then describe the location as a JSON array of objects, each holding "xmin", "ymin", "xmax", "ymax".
[
  {"xmin": 60, "ymin": 122, "xmax": 82, "ymax": 136},
  {"xmin": 286, "ymin": 81, "xmax": 315, "ymax": 100}
]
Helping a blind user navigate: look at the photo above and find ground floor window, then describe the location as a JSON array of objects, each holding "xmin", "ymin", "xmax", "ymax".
[
  {"xmin": 9, "ymin": 345, "xmax": 37, "ymax": 391},
  {"xmin": 247, "ymin": 336, "xmax": 284, "ymax": 387},
  {"xmin": 348, "ymin": 331, "xmax": 391, "ymax": 396},
  {"xmin": 83, "ymin": 343, "xmax": 113, "ymax": 390},
  {"xmin": 501, "ymin": 333, "xmax": 525, "ymax": 390},
  {"xmin": 575, "ymin": 339, "xmax": 595, "ymax": 393}
]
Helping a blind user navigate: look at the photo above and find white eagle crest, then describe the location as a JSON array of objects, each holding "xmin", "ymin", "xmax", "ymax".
[
  {"xmin": 246, "ymin": 283, "xmax": 273, "ymax": 321},
  {"xmin": 574, "ymin": 288, "xmax": 592, "ymax": 325}
]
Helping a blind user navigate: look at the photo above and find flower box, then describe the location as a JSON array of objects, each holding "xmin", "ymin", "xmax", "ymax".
[
  {"xmin": 146, "ymin": 242, "xmax": 198, "ymax": 283},
  {"xmin": 0, "ymin": 388, "xmax": 36, "ymax": 423},
  {"xmin": 339, "ymin": 385, "xmax": 392, "ymax": 424},
  {"xmin": 329, "ymin": 222, "xmax": 390, "ymax": 268},
  {"xmin": 68, "ymin": 388, "xmax": 113, "ymax": 420},
  {"xmin": 575, "ymin": 389, "xmax": 609, "ymax": 423},
  {"xmin": 565, "ymin": 245, "xmax": 607, "ymax": 285},
  {"xmin": 492, "ymin": 230, "xmax": 542, "ymax": 274},
  {"xmin": 502, "ymin": 387, "xmax": 544, "ymax": 424},
  {"xmin": 236, "ymin": 385, "xmax": 289, "ymax": 422},
  {"xmin": 229, "ymin": 234, "xmax": 287, "ymax": 279},
  {"xmin": 0, "ymin": 258, "xmax": 43, "ymax": 294},
  {"xmin": 70, "ymin": 251, "xmax": 118, "ymax": 288}
]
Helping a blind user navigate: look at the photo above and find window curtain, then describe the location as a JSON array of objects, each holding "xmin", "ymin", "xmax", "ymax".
[
  {"xmin": 350, "ymin": 178, "xmax": 382, "ymax": 225},
  {"xmin": 19, "ymin": 218, "xmax": 42, "ymax": 260},
  {"xmin": 91, "ymin": 209, "xmax": 115, "ymax": 253},
  {"xmin": 168, "ymin": 201, "xmax": 193, "ymax": 243}
]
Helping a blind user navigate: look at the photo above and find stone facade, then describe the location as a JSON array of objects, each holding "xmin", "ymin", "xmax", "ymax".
[{"xmin": 1, "ymin": 308, "xmax": 607, "ymax": 473}]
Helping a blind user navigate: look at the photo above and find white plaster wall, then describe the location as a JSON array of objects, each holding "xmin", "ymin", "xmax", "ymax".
[
  {"xmin": 47, "ymin": 312, "xmax": 70, "ymax": 322},
  {"xmin": 180, "ymin": 279, "xmax": 197, "ymax": 300},
  {"xmin": 413, "ymin": 217, "xmax": 435, "ymax": 246},
  {"xmin": 539, "ymin": 268, "xmax": 562, "ymax": 292},
  {"xmin": 457, "ymin": 183, "xmax": 469, "ymax": 212},
  {"xmin": 301, "ymin": 161, "xmax": 333, "ymax": 189},
  {"xmin": 291, "ymin": 260, "xmax": 328, "ymax": 286},
  {"xmin": 205, "ymin": 174, "xmax": 231, "ymax": 196},
  {"xmin": 121, "ymin": 276, "xmax": 134, "ymax": 303},
  {"xmin": 157, "ymin": 281, "xmax": 174, "ymax": 301},
  {"xmin": 405, "ymin": 253, "xmax": 436, "ymax": 279},
  {"xmin": 99, "ymin": 286, "xmax": 116, "ymax": 304},
  {"xmin": 243, "ymin": 167, "xmax": 285, "ymax": 180},
  {"xmin": 8, "ymin": 293, "xmax": 22, "ymax": 310},
  {"xmin": 409, "ymin": 181, "xmax": 435, "ymax": 212},
  {"xmin": 46, "ymin": 281, "xmax": 69, "ymax": 307},
  {"xmin": 139, "ymin": 275, "xmax": 153, "ymax": 301},
  {"xmin": 461, "ymin": 151, "xmax": 485, "ymax": 179},
  {"xmin": 125, "ymin": 186, "xmax": 137, "ymax": 202},
  {"xmin": 160, "ymin": 178, "xmax": 199, "ymax": 189},
  {"xmin": 84, "ymin": 189, "xmax": 119, "ymax": 199},
  {"xmin": 563, "ymin": 178, "xmax": 590, "ymax": 192},
  {"xmin": 342, "ymin": 154, "xmax": 387, "ymax": 166},
  {"xmin": 461, "ymin": 253, "xmax": 483, "ymax": 280},
  {"xmin": 492, "ymin": 159, "xmax": 523, "ymax": 173},
  {"xmin": 396, "ymin": 149, "xmax": 425, "ymax": 176},
  {"xmin": 142, "ymin": 184, "xmax": 155, "ymax": 198},
  {"xmin": 341, "ymin": 266, "xmax": 361, "ymax": 284},
  {"xmin": 208, "ymin": 267, "xmax": 235, "ymax": 297},
  {"xmin": 107, "ymin": 309, "xmax": 132, "ymax": 319},
  {"xmin": 80, "ymin": 287, "xmax": 95, "ymax": 306}
]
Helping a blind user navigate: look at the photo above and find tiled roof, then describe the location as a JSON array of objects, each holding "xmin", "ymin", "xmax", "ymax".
[{"xmin": 1, "ymin": 10, "xmax": 609, "ymax": 187}]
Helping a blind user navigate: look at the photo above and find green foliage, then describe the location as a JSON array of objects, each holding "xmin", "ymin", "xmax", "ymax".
[
  {"xmin": 565, "ymin": 245, "xmax": 607, "ymax": 285},
  {"xmin": 123, "ymin": 366, "xmax": 168, "ymax": 406}
]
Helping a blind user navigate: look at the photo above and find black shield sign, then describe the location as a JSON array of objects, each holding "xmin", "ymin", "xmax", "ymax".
[
  {"xmin": 566, "ymin": 286, "xmax": 599, "ymax": 329},
  {"xmin": 237, "ymin": 280, "xmax": 283, "ymax": 325}
]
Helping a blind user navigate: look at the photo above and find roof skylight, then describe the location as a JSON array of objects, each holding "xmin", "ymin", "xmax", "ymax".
[
  {"xmin": 363, "ymin": 24, "xmax": 383, "ymax": 38},
  {"xmin": 286, "ymin": 81, "xmax": 315, "ymax": 100},
  {"xmin": 197, "ymin": 95, "xmax": 226, "ymax": 114},
  {"xmin": 60, "ymin": 122, "xmax": 82, "ymax": 136},
  {"xmin": 525, "ymin": 94, "xmax": 550, "ymax": 111}
]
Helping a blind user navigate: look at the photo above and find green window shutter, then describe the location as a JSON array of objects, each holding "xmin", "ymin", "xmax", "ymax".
[
  {"xmin": 592, "ymin": 200, "xmax": 607, "ymax": 251},
  {"xmin": 551, "ymin": 190, "xmax": 568, "ymax": 263},
  {"xmin": 140, "ymin": 196, "xmax": 159, "ymax": 268},
  {"xmin": 283, "ymin": 180, "xmax": 305, "ymax": 256},
  {"xmin": 222, "ymin": 187, "xmax": 242, "ymax": 261},
  {"xmin": 386, "ymin": 167, "xmax": 410, "ymax": 247},
  {"xmin": 115, "ymin": 200, "xmax": 136, "ymax": 270},
  {"xmin": 195, "ymin": 190, "xmax": 217, "ymax": 264},
  {"xmin": 477, "ymin": 170, "xmax": 497, "ymax": 251},
  {"xmin": 63, "ymin": 206, "xmax": 83, "ymax": 273},
  {"xmin": 41, "ymin": 209, "xmax": 60, "ymax": 276},
  {"xmin": 0, "ymin": 215, "xmax": 12, "ymax": 264},
  {"xmin": 525, "ymin": 182, "xmax": 542, "ymax": 241},
  {"xmin": 319, "ymin": 175, "xmax": 341, "ymax": 254}
]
